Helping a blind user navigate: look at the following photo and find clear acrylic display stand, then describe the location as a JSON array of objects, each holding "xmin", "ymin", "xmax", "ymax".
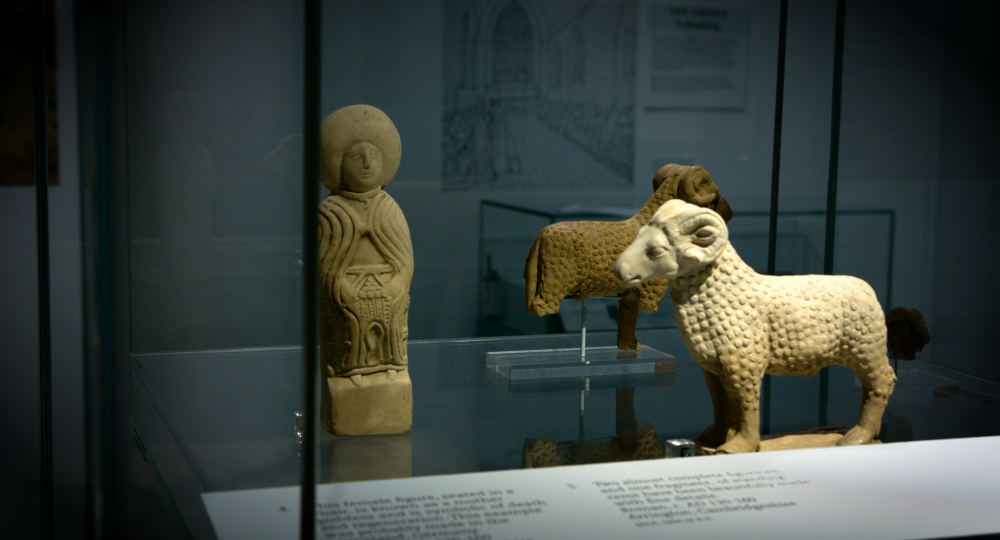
[
  {"xmin": 861, "ymin": 351, "xmax": 961, "ymax": 443},
  {"xmin": 891, "ymin": 368, "xmax": 961, "ymax": 400},
  {"xmin": 486, "ymin": 298, "xmax": 675, "ymax": 380},
  {"xmin": 859, "ymin": 350, "xmax": 961, "ymax": 401}
]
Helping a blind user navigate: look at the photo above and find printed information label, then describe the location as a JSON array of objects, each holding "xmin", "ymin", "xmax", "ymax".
[
  {"xmin": 638, "ymin": 2, "xmax": 751, "ymax": 109},
  {"xmin": 595, "ymin": 469, "xmax": 806, "ymax": 528},
  {"xmin": 204, "ymin": 437, "xmax": 1000, "ymax": 540},
  {"xmin": 318, "ymin": 489, "xmax": 546, "ymax": 540}
]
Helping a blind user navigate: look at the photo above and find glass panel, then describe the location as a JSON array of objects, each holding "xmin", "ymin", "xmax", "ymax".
[
  {"xmin": 757, "ymin": 0, "xmax": 839, "ymax": 435},
  {"xmin": 322, "ymin": 0, "xmax": 781, "ymax": 341},
  {"xmin": 831, "ymin": 1, "xmax": 1000, "ymax": 441},
  {"xmin": 131, "ymin": 348, "xmax": 303, "ymax": 537},
  {"xmin": 478, "ymin": 201, "xmax": 556, "ymax": 336},
  {"xmin": 110, "ymin": 1, "xmax": 1000, "ymax": 537},
  {"xmin": 135, "ymin": 330, "xmax": 711, "ymax": 486},
  {"xmin": 317, "ymin": 0, "xmax": 785, "ymax": 481},
  {"xmin": 123, "ymin": 0, "xmax": 307, "ymax": 536},
  {"xmin": 125, "ymin": 1, "xmax": 305, "ymax": 354},
  {"xmin": 130, "ymin": 330, "xmax": 1000, "ymax": 484}
]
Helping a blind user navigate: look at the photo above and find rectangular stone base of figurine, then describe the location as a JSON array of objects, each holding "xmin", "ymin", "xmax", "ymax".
[
  {"xmin": 695, "ymin": 426, "xmax": 881, "ymax": 455},
  {"xmin": 321, "ymin": 369, "xmax": 412, "ymax": 436}
]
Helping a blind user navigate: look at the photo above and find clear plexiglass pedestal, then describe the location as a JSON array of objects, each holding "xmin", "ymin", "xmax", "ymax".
[
  {"xmin": 486, "ymin": 345, "xmax": 674, "ymax": 380},
  {"xmin": 487, "ymin": 297, "xmax": 675, "ymax": 380}
]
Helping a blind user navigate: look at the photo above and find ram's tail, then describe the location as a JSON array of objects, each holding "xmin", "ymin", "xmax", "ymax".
[
  {"xmin": 523, "ymin": 236, "xmax": 541, "ymax": 313},
  {"xmin": 886, "ymin": 306, "xmax": 930, "ymax": 360}
]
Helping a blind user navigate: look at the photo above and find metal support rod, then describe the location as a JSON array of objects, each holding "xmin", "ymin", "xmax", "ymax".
[
  {"xmin": 579, "ymin": 298, "xmax": 590, "ymax": 441},
  {"xmin": 579, "ymin": 298, "xmax": 589, "ymax": 440},
  {"xmin": 819, "ymin": 0, "xmax": 847, "ymax": 428},
  {"xmin": 33, "ymin": 0, "xmax": 53, "ymax": 537},
  {"xmin": 300, "ymin": 0, "xmax": 321, "ymax": 538},
  {"xmin": 767, "ymin": 0, "xmax": 789, "ymax": 278},
  {"xmin": 762, "ymin": 0, "xmax": 789, "ymax": 436}
]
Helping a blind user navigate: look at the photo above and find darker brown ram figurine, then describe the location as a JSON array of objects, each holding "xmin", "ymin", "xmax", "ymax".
[{"xmin": 523, "ymin": 164, "xmax": 733, "ymax": 349}]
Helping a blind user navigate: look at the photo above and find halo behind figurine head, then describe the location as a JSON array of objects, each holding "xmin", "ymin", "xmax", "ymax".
[{"xmin": 320, "ymin": 104, "xmax": 401, "ymax": 192}]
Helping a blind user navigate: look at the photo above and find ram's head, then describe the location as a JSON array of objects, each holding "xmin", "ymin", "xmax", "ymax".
[
  {"xmin": 614, "ymin": 200, "xmax": 730, "ymax": 286},
  {"xmin": 653, "ymin": 164, "xmax": 733, "ymax": 222}
]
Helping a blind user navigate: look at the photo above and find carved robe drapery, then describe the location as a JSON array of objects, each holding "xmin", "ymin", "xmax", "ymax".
[{"xmin": 319, "ymin": 189, "xmax": 413, "ymax": 382}]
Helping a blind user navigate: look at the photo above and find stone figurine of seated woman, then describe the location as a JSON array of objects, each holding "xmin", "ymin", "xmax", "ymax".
[{"xmin": 318, "ymin": 105, "xmax": 413, "ymax": 436}]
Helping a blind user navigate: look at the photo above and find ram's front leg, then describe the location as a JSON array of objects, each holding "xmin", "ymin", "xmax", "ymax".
[
  {"xmin": 715, "ymin": 358, "xmax": 763, "ymax": 454},
  {"xmin": 693, "ymin": 368, "xmax": 736, "ymax": 447},
  {"xmin": 616, "ymin": 291, "xmax": 640, "ymax": 350}
]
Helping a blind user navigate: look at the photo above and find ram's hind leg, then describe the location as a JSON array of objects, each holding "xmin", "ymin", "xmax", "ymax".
[
  {"xmin": 527, "ymin": 267, "xmax": 568, "ymax": 316},
  {"xmin": 840, "ymin": 358, "xmax": 896, "ymax": 446}
]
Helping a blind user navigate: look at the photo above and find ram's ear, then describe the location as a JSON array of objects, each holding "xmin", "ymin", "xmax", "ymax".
[{"xmin": 680, "ymin": 210, "xmax": 728, "ymax": 264}]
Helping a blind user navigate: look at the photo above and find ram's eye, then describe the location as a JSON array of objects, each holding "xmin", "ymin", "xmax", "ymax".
[
  {"xmin": 646, "ymin": 246, "xmax": 667, "ymax": 259},
  {"xmin": 695, "ymin": 229, "xmax": 713, "ymax": 239}
]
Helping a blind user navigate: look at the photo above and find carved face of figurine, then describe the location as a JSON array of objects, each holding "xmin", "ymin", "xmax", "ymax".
[
  {"xmin": 320, "ymin": 105, "xmax": 402, "ymax": 194},
  {"xmin": 341, "ymin": 142, "xmax": 383, "ymax": 193}
]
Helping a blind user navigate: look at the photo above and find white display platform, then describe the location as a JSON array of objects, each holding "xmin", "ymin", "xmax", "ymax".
[{"xmin": 203, "ymin": 436, "xmax": 1000, "ymax": 540}]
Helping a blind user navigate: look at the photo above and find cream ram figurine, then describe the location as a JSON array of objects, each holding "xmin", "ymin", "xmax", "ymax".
[
  {"xmin": 614, "ymin": 200, "xmax": 896, "ymax": 454},
  {"xmin": 524, "ymin": 164, "xmax": 732, "ymax": 350}
]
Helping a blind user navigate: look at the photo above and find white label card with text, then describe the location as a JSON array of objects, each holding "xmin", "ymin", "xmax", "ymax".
[
  {"xmin": 638, "ymin": 2, "xmax": 751, "ymax": 109},
  {"xmin": 203, "ymin": 436, "xmax": 1000, "ymax": 540}
]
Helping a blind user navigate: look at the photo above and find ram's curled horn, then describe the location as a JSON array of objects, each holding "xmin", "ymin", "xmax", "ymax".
[
  {"xmin": 679, "ymin": 209, "xmax": 727, "ymax": 236},
  {"xmin": 653, "ymin": 199, "xmax": 727, "ymax": 237},
  {"xmin": 652, "ymin": 163, "xmax": 682, "ymax": 191},
  {"xmin": 676, "ymin": 167, "xmax": 718, "ymax": 207},
  {"xmin": 681, "ymin": 211, "xmax": 728, "ymax": 265},
  {"xmin": 656, "ymin": 165, "xmax": 733, "ymax": 221}
]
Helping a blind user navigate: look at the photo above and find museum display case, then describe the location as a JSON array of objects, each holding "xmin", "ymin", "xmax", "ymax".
[{"xmin": 45, "ymin": 0, "xmax": 1000, "ymax": 538}]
